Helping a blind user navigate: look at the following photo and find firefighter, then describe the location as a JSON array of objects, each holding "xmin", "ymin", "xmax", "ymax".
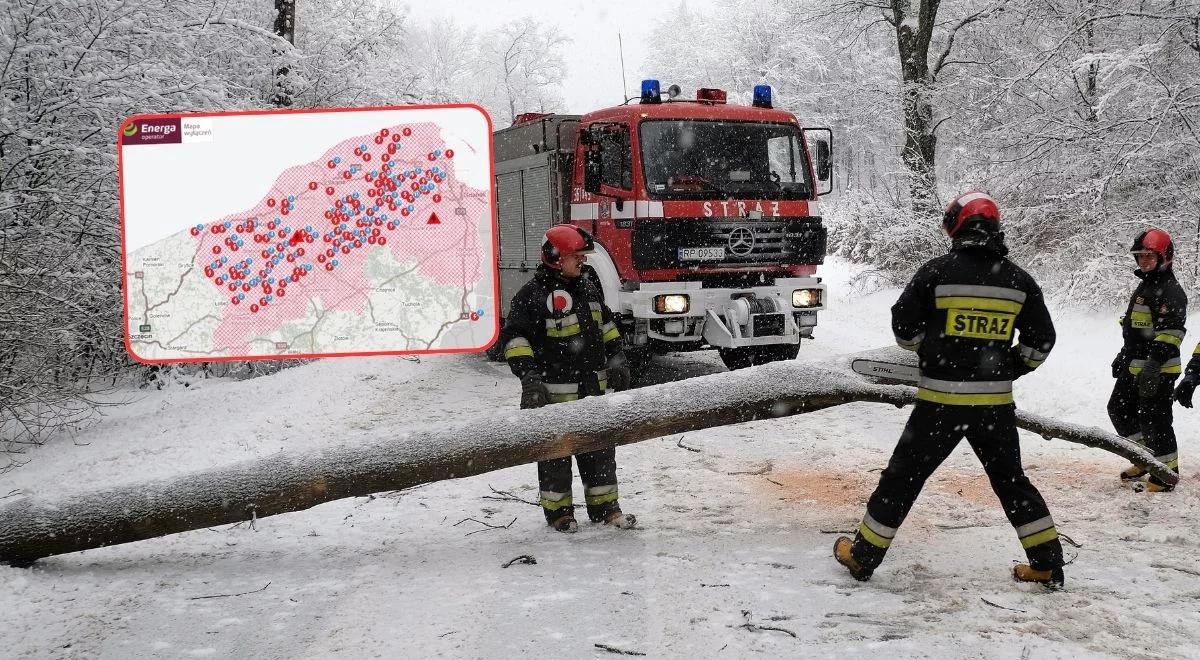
[
  {"xmin": 498, "ymin": 225, "xmax": 637, "ymax": 533},
  {"xmin": 1174, "ymin": 338, "xmax": 1200, "ymax": 419},
  {"xmin": 833, "ymin": 192, "xmax": 1066, "ymax": 588},
  {"xmin": 1112, "ymin": 228, "xmax": 1185, "ymax": 492}
]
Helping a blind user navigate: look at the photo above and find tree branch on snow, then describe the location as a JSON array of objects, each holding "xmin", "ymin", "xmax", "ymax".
[
  {"xmin": 0, "ymin": 352, "xmax": 1178, "ymax": 566},
  {"xmin": 1151, "ymin": 563, "xmax": 1200, "ymax": 577},
  {"xmin": 727, "ymin": 461, "xmax": 773, "ymax": 476},
  {"xmin": 452, "ymin": 517, "xmax": 517, "ymax": 536},
  {"xmin": 482, "ymin": 484, "xmax": 543, "ymax": 507},
  {"xmin": 187, "ymin": 581, "xmax": 271, "ymax": 600},
  {"xmin": 501, "ymin": 555, "xmax": 536, "ymax": 568},
  {"xmin": 675, "ymin": 436, "xmax": 703, "ymax": 453},
  {"xmin": 594, "ymin": 643, "xmax": 647, "ymax": 656},
  {"xmin": 737, "ymin": 610, "xmax": 798, "ymax": 638},
  {"xmin": 980, "ymin": 597, "xmax": 1025, "ymax": 613}
]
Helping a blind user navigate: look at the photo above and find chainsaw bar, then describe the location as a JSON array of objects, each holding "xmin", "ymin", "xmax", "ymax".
[{"xmin": 850, "ymin": 358, "xmax": 920, "ymax": 385}]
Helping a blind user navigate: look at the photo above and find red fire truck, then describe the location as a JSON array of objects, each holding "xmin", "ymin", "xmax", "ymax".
[{"xmin": 491, "ymin": 80, "xmax": 831, "ymax": 370}]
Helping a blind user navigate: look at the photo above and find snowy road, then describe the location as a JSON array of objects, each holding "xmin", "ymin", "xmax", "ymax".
[{"xmin": 3, "ymin": 260, "xmax": 1199, "ymax": 659}]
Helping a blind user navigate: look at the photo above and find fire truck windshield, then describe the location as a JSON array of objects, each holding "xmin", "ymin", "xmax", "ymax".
[{"xmin": 639, "ymin": 120, "xmax": 813, "ymax": 200}]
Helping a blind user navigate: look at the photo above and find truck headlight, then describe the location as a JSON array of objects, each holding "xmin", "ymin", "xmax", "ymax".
[
  {"xmin": 792, "ymin": 288, "xmax": 821, "ymax": 308},
  {"xmin": 654, "ymin": 294, "xmax": 690, "ymax": 314}
]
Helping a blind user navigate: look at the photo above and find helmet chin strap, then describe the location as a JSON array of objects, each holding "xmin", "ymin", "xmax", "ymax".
[{"xmin": 1134, "ymin": 252, "xmax": 1172, "ymax": 272}]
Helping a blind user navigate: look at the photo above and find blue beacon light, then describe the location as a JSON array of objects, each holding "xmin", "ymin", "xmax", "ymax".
[
  {"xmin": 640, "ymin": 79, "xmax": 661, "ymax": 104},
  {"xmin": 752, "ymin": 84, "xmax": 773, "ymax": 109}
]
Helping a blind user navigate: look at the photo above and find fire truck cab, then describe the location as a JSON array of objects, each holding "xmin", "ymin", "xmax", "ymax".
[{"xmin": 492, "ymin": 81, "xmax": 832, "ymax": 370}]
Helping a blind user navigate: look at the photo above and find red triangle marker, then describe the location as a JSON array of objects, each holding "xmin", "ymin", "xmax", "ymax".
[{"xmin": 427, "ymin": 212, "xmax": 441, "ymax": 225}]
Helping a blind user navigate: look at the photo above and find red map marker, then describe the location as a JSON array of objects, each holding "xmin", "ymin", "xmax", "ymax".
[{"xmin": 427, "ymin": 212, "xmax": 441, "ymax": 225}]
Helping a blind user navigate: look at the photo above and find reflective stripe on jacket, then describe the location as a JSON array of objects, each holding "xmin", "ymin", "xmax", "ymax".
[
  {"xmin": 1119, "ymin": 268, "xmax": 1186, "ymax": 367},
  {"xmin": 499, "ymin": 264, "xmax": 624, "ymax": 391},
  {"xmin": 891, "ymin": 244, "xmax": 1055, "ymax": 405}
]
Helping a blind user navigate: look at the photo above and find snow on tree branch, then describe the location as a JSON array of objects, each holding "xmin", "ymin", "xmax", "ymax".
[{"xmin": 0, "ymin": 354, "xmax": 1175, "ymax": 567}]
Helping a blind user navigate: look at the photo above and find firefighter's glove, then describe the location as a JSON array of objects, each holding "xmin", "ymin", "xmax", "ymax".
[
  {"xmin": 1136, "ymin": 359, "xmax": 1161, "ymax": 400},
  {"xmin": 606, "ymin": 354, "xmax": 632, "ymax": 392},
  {"xmin": 1111, "ymin": 351, "xmax": 1129, "ymax": 379},
  {"xmin": 520, "ymin": 373, "xmax": 549, "ymax": 409},
  {"xmin": 1175, "ymin": 377, "xmax": 1197, "ymax": 409}
]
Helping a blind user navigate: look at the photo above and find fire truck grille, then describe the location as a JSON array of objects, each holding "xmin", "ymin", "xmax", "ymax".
[{"xmin": 631, "ymin": 218, "xmax": 827, "ymax": 270}]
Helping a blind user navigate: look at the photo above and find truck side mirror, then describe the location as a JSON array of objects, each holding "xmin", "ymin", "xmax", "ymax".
[
  {"xmin": 816, "ymin": 140, "xmax": 831, "ymax": 181},
  {"xmin": 802, "ymin": 127, "xmax": 834, "ymax": 197}
]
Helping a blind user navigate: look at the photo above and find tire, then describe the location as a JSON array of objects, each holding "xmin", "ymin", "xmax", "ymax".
[
  {"xmin": 718, "ymin": 347, "xmax": 756, "ymax": 370},
  {"xmin": 757, "ymin": 343, "xmax": 799, "ymax": 364},
  {"xmin": 718, "ymin": 343, "xmax": 799, "ymax": 371},
  {"xmin": 626, "ymin": 347, "xmax": 652, "ymax": 381}
]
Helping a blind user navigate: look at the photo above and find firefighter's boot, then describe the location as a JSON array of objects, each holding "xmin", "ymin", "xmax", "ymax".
[
  {"xmin": 834, "ymin": 537, "xmax": 872, "ymax": 581},
  {"xmin": 603, "ymin": 511, "xmax": 637, "ymax": 529},
  {"xmin": 1120, "ymin": 464, "xmax": 1147, "ymax": 481},
  {"xmin": 1013, "ymin": 564, "xmax": 1065, "ymax": 589},
  {"xmin": 549, "ymin": 514, "xmax": 578, "ymax": 533},
  {"xmin": 1133, "ymin": 478, "xmax": 1175, "ymax": 493}
]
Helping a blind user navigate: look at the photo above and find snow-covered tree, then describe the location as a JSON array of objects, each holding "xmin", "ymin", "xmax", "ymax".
[
  {"xmin": 645, "ymin": 0, "xmax": 1200, "ymax": 301},
  {"xmin": 0, "ymin": 0, "xmax": 479, "ymax": 468},
  {"xmin": 477, "ymin": 18, "xmax": 569, "ymax": 125},
  {"xmin": 406, "ymin": 18, "xmax": 483, "ymax": 104},
  {"xmin": 0, "ymin": 0, "xmax": 277, "ymax": 469},
  {"xmin": 942, "ymin": 0, "xmax": 1200, "ymax": 299},
  {"xmin": 402, "ymin": 16, "xmax": 570, "ymax": 125}
]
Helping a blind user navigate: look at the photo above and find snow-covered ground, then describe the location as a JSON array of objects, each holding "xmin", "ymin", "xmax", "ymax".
[{"xmin": 3, "ymin": 258, "xmax": 1199, "ymax": 659}]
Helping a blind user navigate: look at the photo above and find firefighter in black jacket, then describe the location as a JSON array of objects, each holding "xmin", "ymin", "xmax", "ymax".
[
  {"xmin": 1174, "ymin": 337, "xmax": 1200, "ymax": 428},
  {"xmin": 1112, "ymin": 229, "xmax": 1185, "ymax": 492},
  {"xmin": 498, "ymin": 225, "xmax": 636, "ymax": 533},
  {"xmin": 834, "ymin": 192, "xmax": 1066, "ymax": 588}
]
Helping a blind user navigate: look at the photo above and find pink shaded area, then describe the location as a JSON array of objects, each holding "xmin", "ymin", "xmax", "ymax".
[{"xmin": 181, "ymin": 122, "xmax": 488, "ymax": 354}]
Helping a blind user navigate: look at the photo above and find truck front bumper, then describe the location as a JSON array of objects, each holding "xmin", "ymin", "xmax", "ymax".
[{"xmin": 617, "ymin": 278, "xmax": 827, "ymax": 349}]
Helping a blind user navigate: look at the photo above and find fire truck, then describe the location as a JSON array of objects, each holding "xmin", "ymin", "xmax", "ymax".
[{"xmin": 491, "ymin": 80, "xmax": 832, "ymax": 370}]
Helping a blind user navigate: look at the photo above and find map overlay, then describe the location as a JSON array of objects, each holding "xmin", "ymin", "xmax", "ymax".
[{"xmin": 118, "ymin": 105, "xmax": 498, "ymax": 363}]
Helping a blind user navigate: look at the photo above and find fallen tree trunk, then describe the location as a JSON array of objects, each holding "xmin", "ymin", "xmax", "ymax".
[{"xmin": 0, "ymin": 356, "xmax": 1175, "ymax": 566}]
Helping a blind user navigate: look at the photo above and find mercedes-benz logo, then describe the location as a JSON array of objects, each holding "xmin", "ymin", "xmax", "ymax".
[{"xmin": 728, "ymin": 227, "xmax": 755, "ymax": 256}]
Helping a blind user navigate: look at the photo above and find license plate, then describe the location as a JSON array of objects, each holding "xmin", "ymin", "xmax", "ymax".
[{"xmin": 678, "ymin": 246, "xmax": 725, "ymax": 261}]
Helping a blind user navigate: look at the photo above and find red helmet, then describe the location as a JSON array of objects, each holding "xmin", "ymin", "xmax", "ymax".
[
  {"xmin": 541, "ymin": 225, "xmax": 595, "ymax": 268},
  {"xmin": 1131, "ymin": 228, "xmax": 1173, "ymax": 267},
  {"xmin": 942, "ymin": 191, "xmax": 1001, "ymax": 237}
]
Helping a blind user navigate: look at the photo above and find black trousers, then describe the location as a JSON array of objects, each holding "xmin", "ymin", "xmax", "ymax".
[
  {"xmin": 537, "ymin": 448, "xmax": 620, "ymax": 523},
  {"xmin": 852, "ymin": 402, "xmax": 1064, "ymax": 571},
  {"xmin": 1108, "ymin": 372, "xmax": 1179, "ymax": 484},
  {"xmin": 523, "ymin": 383, "xmax": 622, "ymax": 523}
]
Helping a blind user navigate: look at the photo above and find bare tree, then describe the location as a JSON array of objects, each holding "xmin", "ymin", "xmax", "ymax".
[
  {"xmin": 407, "ymin": 19, "xmax": 481, "ymax": 103},
  {"xmin": 481, "ymin": 18, "xmax": 568, "ymax": 125},
  {"xmin": 876, "ymin": 0, "xmax": 1009, "ymax": 214}
]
